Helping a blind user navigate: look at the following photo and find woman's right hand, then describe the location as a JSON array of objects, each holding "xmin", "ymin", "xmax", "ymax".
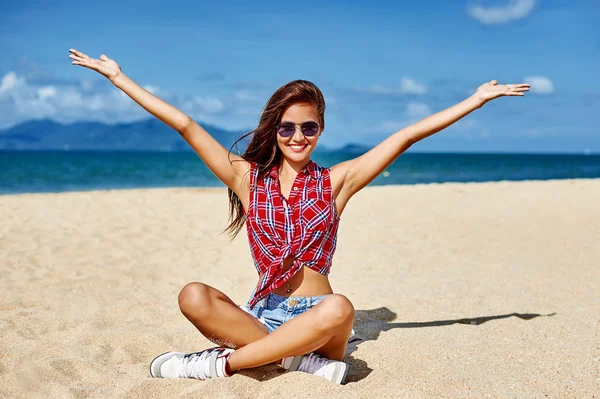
[
  {"xmin": 67, "ymin": 48, "xmax": 249, "ymax": 195},
  {"xmin": 69, "ymin": 49, "xmax": 122, "ymax": 82}
]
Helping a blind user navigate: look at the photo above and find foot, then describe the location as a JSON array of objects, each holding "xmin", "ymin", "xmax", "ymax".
[
  {"xmin": 281, "ymin": 352, "xmax": 348, "ymax": 384},
  {"xmin": 150, "ymin": 347, "xmax": 234, "ymax": 380}
]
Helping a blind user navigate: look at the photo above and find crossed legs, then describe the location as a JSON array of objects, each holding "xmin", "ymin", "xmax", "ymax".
[{"xmin": 178, "ymin": 282, "xmax": 354, "ymax": 372}]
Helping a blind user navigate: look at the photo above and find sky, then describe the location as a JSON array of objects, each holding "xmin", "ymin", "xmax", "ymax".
[{"xmin": 0, "ymin": 0, "xmax": 598, "ymax": 153}]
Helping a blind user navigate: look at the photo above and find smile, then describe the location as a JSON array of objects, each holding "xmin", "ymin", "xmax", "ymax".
[{"xmin": 289, "ymin": 144, "xmax": 307, "ymax": 152}]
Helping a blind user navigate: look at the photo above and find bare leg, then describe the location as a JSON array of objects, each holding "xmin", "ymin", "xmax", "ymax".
[
  {"xmin": 227, "ymin": 294, "xmax": 354, "ymax": 371},
  {"xmin": 178, "ymin": 282, "xmax": 269, "ymax": 348}
]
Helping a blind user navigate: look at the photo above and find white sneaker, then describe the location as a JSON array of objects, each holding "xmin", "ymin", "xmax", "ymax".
[
  {"xmin": 281, "ymin": 352, "xmax": 348, "ymax": 384},
  {"xmin": 150, "ymin": 347, "xmax": 234, "ymax": 380}
]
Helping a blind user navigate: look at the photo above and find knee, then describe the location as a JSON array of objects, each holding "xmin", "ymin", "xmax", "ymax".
[
  {"xmin": 317, "ymin": 294, "xmax": 354, "ymax": 330},
  {"xmin": 178, "ymin": 282, "xmax": 212, "ymax": 317}
]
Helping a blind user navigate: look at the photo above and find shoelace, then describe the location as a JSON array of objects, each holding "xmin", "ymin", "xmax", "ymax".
[
  {"xmin": 180, "ymin": 348, "xmax": 221, "ymax": 379},
  {"xmin": 297, "ymin": 353, "xmax": 329, "ymax": 376}
]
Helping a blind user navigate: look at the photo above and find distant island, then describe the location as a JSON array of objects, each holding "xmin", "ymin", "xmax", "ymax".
[{"xmin": 0, "ymin": 118, "xmax": 371, "ymax": 153}]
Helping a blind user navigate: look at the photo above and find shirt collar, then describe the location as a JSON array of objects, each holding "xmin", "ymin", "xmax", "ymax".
[{"xmin": 268, "ymin": 160, "xmax": 318, "ymax": 180}]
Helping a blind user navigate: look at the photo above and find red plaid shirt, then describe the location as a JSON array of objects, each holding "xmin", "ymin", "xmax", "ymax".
[{"xmin": 245, "ymin": 160, "xmax": 340, "ymax": 309}]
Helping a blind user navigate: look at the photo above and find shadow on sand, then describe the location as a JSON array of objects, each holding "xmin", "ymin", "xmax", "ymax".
[
  {"xmin": 241, "ymin": 308, "xmax": 555, "ymax": 383},
  {"xmin": 343, "ymin": 308, "xmax": 556, "ymax": 383}
]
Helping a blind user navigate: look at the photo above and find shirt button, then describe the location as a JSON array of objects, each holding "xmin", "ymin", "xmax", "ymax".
[{"xmin": 293, "ymin": 187, "xmax": 298, "ymax": 191}]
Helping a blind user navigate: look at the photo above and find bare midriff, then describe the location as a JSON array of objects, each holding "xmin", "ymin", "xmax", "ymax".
[{"xmin": 269, "ymin": 255, "xmax": 334, "ymax": 297}]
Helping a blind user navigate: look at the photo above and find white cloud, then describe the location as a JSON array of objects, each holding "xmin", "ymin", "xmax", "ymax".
[
  {"xmin": 54, "ymin": 89, "xmax": 83, "ymax": 108},
  {"xmin": 143, "ymin": 85, "xmax": 159, "ymax": 95},
  {"xmin": 468, "ymin": 0, "xmax": 535, "ymax": 25},
  {"xmin": 359, "ymin": 77, "xmax": 427, "ymax": 96},
  {"xmin": 234, "ymin": 90, "xmax": 257, "ymax": 102},
  {"xmin": 399, "ymin": 77, "xmax": 428, "ymax": 95},
  {"xmin": 0, "ymin": 72, "xmax": 21, "ymax": 93},
  {"xmin": 80, "ymin": 79, "xmax": 93, "ymax": 91},
  {"xmin": 86, "ymin": 94, "xmax": 107, "ymax": 111},
  {"xmin": 236, "ymin": 108, "xmax": 259, "ymax": 117},
  {"xmin": 367, "ymin": 84, "xmax": 393, "ymax": 94},
  {"xmin": 446, "ymin": 118, "xmax": 489, "ymax": 139},
  {"xmin": 192, "ymin": 96, "xmax": 224, "ymax": 114},
  {"xmin": 0, "ymin": 71, "xmax": 223, "ymax": 129},
  {"xmin": 451, "ymin": 118, "xmax": 478, "ymax": 133},
  {"xmin": 37, "ymin": 86, "xmax": 57, "ymax": 100},
  {"xmin": 516, "ymin": 127, "xmax": 557, "ymax": 137},
  {"xmin": 380, "ymin": 120, "xmax": 405, "ymax": 132},
  {"xmin": 405, "ymin": 102, "xmax": 432, "ymax": 119},
  {"xmin": 375, "ymin": 102, "xmax": 432, "ymax": 133},
  {"xmin": 524, "ymin": 75, "xmax": 554, "ymax": 94}
]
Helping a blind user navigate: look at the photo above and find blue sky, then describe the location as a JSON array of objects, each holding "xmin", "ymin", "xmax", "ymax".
[{"xmin": 0, "ymin": 0, "xmax": 598, "ymax": 152}]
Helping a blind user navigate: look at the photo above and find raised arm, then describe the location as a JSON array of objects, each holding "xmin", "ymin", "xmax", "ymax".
[
  {"xmin": 68, "ymin": 49, "xmax": 249, "ymax": 194},
  {"xmin": 332, "ymin": 79, "xmax": 530, "ymax": 200}
]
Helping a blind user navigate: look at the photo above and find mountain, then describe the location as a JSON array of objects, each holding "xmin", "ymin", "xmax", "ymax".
[
  {"xmin": 0, "ymin": 119, "xmax": 246, "ymax": 151},
  {"xmin": 334, "ymin": 143, "xmax": 371, "ymax": 154},
  {"xmin": 0, "ymin": 119, "xmax": 373, "ymax": 153}
]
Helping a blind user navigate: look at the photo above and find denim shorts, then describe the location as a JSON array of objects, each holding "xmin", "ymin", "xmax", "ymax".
[{"xmin": 240, "ymin": 292, "xmax": 329, "ymax": 333}]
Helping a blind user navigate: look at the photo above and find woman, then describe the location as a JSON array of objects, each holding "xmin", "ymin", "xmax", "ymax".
[{"xmin": 68, "ymin": 48, "xmax": 529, "ymax": 384}]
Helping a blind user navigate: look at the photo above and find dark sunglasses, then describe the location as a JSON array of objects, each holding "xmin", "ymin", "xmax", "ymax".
[{"xmin": 276, "ymin": 121, "xmax": 320, "ymax": 138}]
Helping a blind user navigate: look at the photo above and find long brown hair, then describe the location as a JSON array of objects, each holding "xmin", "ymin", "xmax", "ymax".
[{"xmin": 225, "ymin": 79, "xmax": 326, "ymax": 239}]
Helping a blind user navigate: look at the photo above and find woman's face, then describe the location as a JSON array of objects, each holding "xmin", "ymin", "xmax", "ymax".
[{"xmin": 276, "ymin": 102, "xmax": 322, "ymax": 165}]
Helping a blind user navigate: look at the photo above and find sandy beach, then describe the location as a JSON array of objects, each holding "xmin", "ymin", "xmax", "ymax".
[{"xmin": 1, "ymin": 179, "xmax": 598, "ymax": 398}]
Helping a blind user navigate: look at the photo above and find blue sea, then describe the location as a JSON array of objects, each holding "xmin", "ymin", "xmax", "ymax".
[{"xmin": 1, "ymin": 150, "xmax": 599, "ymax": 195}]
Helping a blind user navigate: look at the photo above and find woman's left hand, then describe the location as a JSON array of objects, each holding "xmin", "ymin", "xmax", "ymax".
[{"xmin": 475, "ymin": 79, "xmax": 530, "ymax": 105}]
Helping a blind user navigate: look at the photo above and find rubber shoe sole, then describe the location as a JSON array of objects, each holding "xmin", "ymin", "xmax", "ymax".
[
  {"xmin": 150, "ymin": 351, "xmax": 182, "ymax": 378},
  {"xmin": 328, "ymin": 361, "xmax": 349, "ymax": 385},
  {"xmin": 281, "ymin": 355, "xmax": 349, "ymax": 384}
]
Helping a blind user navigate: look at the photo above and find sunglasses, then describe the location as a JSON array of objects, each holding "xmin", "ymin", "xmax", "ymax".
[{"xmin": 276, "ymin": 121, "xmax": 320, "ymax": 138}]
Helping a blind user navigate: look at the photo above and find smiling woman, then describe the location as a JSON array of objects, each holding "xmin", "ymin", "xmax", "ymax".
[
  {"xmin": 68, "ymin": 48, "xmax": 529, "ymax": 385},
  {"xmin": 276, "ymin": 107, "xmax": 321, "ymax": 155}
]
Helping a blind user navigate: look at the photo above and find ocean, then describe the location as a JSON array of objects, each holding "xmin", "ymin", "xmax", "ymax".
[{"xmin": 1, "ymin": 150, "xmax": 599, "ymax": 195}]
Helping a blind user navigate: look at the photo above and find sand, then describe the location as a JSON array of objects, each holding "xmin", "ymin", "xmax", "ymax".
[{"xmin": 1, "ymin": 179, "xmax": 598, "ymax": 398}]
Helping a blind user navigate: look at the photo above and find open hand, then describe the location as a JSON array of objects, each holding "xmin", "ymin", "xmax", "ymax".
[
  {"xmin": 476, "ymin": 79, "xmax": 530, "ymax": 104},
  {"xmin": 69, "ymin": 49, "xmax": 122, "ymax": 81}
]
